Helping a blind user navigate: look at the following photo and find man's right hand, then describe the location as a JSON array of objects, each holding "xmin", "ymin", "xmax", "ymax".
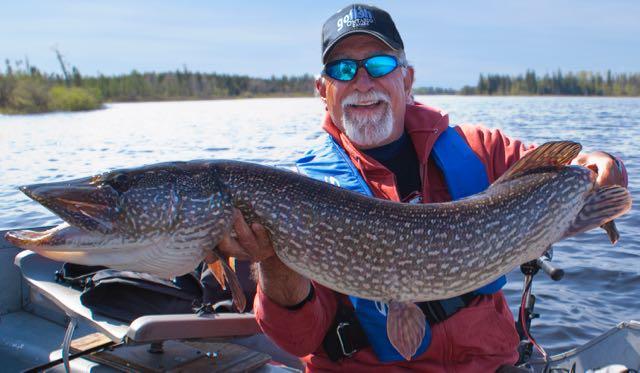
[
  {"xmin": 216, "ymin": 208, "xmax": 312, "ymax": 308},
  {"xmin": 216, "ymin": 208, "xmax": 276, "ymax": 262}
]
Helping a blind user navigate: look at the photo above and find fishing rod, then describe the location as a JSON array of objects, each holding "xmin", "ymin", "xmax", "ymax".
[{"xmin": 516, "ymin": 248, "xmax": 565, "ymax": 367}]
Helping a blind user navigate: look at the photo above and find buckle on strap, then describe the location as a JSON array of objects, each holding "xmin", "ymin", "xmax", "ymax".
[{"xmin": 336, "ymin": 322, "xmax": 357, "ymax": 357}]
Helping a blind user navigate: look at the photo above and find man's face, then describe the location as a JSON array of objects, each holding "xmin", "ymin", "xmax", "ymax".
[{"xmin": 318, "ymin": 34, "xmax": 414, "ymax": 149}]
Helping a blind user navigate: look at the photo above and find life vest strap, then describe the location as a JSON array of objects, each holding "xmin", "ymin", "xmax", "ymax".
[
  {"xmin": 322, "ymin": 299, "xmax": 370, "ymax": 361},
  {"xmin": 322, "ymin": 291, "xmax": 479, "ymax": 361}
]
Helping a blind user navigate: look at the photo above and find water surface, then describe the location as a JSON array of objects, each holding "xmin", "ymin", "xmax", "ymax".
[{"xmin": 1, "ymin": 96, "xmax": 638, "ymax": 356}]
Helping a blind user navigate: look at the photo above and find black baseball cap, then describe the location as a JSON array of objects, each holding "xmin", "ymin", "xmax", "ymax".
[{"xmin": 322, "ymin": 4, "xmax": 404, "ymax": 63}]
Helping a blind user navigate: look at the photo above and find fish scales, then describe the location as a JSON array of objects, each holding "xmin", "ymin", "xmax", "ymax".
[{"xmin": 213, "ymin": 158, "xmax": 592, "ymax": 302}]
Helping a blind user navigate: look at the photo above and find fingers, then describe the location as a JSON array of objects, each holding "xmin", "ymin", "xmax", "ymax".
[
  {"xmin": 251, "ymin": 223, "xmax": 271, "ymax": 246},
  {"xmin": 595, "ymin": 160, "xmax": 613, "ymax": 186},
  {"xmin": 570, "ymin": 153, "xmax": 587, "ymax": 167},
  {"xmin": 232, "ymin": 209, "xmax": 260, "ymax": 253},
  {"xmin": 216, "ymin": 208, "xmax": 275, "ymax": 262},
  {"xmin": 572, "ymin": 151, "xmax": 624, "ymax": 187},
  {"xmin": 218, "ymin": 234, "xmax": 252, "ymax": 261}
]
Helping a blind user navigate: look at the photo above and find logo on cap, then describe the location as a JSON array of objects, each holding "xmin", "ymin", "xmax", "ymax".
[{"xmin": 336, "ymin": 5, "xmax": 375, "ymax": 31}]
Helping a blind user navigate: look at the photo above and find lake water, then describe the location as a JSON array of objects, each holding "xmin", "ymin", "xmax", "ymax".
[{"xmin": 1, "ymin": 96, "xmax": 638, "ymax": 357}]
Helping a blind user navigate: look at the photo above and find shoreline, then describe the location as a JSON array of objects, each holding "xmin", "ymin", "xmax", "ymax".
[{"xmin": 2, "ymin": 93, "xmax": 639, "ymax": 116}]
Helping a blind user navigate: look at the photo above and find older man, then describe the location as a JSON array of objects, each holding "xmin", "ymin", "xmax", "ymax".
[{"xmin": 218, "ymin": 4, "xmax": 628, "ymax": 371}]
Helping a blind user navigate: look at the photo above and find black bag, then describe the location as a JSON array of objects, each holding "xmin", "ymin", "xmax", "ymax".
[
  {"xmin": 79, "ymin": 269, "xmax": 203, "ymax": 322},
  {"xmin": 55, "ymin": 261, "xmax": 257, "ymax": 323}
]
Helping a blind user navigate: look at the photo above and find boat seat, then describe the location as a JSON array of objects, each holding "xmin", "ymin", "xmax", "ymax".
[{"xmin": 14, "ymin": 250, "xmax": 261, "ymax": 344}]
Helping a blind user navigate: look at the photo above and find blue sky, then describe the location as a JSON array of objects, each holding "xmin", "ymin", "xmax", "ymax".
[{"xmin": 2, "ymin": 1, "xmax": 639, "ymax": 88}]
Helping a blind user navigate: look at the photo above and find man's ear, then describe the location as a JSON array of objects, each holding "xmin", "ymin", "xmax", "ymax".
[
  {"xmin": 403, "ymin": 66, "xmax": 415, "ymax": 100},
  {"xmin": 316, "ymin": 76, "xmax": 327, "ymax": 105}
]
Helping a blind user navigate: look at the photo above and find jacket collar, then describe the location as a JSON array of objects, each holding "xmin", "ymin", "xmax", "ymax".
[{"xmin": 322, "ymin": 101, "xmax": 450, "ymax": 171}]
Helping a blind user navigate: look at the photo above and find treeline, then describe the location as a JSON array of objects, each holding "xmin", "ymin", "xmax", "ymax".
[
  {"xmin": 413, "ymin": 86, "xmax": 456, "ymax": 95},
  {"xmin": 0, "ymin": 58, "xmax": 316, "ymax": 114},
  {"xmin": 460, "ymin": 70, "xmax": 640, "ymax": 96},
  {"xmin": 80, "ymin": 69, "xmax": 315, "ymax": 102},
  {"xmin": 3, "ymin": 57, "xmax": 639, "ymax": 114}
]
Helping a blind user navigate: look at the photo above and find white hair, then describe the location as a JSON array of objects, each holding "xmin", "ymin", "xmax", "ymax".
[{"xmin": 340, "ymin": 90, "xmax": 393, "ymax": 147}]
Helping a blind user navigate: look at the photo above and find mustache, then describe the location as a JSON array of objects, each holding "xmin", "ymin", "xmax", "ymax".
[{"xmin": 342, "ymin": 91, "xmax": 390, "ymax": 108}]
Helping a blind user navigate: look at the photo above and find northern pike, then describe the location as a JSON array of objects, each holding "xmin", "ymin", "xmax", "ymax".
[{"xmin": 5, "ymin": 141, "xmax": 632, "ymax": 360}]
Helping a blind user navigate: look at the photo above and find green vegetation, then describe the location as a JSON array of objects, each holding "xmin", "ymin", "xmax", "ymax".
[
  {"xmin": 460, "ymin": 70, "xmax": 640, "ymax": 96},
  {"xmin": 80, "ymin": 69, "xmax": 315, "ymax": 102},
  {"xmin": 48, "ymin": 86, "xmax": 101, "ymax": 112},
  {"xmin": 413, "ymin": 86, "xmax": 457, "ymax": 95},
  {"xmin": 0, "ymin": 59, "xmax": 102, "ymax": 114},
  {"xmin": 2, "ymin": 56, "xmax": 639, "ymax": 115},
  {"xmin": 1, "ymin": 58, "xmax": 316, "ymax": 114}
]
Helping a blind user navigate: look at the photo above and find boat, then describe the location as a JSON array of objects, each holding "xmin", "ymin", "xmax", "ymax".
[
  {"xmin": 1, "ymin": 227, "xmax": 638, "ymax": 372},
  {"xmin": 528, "ymin": 321, "xmax": 640, "ymax": 372},
  {"xmin": 0, "ymin": 228, "xmax": 302, "ymax": 372}
]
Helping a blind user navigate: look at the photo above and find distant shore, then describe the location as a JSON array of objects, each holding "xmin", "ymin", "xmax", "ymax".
[{"xmin": 1, "ymin": 62, "xmax": 638, "ymax": 114}]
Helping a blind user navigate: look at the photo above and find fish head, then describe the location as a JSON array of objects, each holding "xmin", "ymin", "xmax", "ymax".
[
  {"xmin": 6, "ymin": 161, "xmax": 234, "ymax": 275},
  {"xmin": 20, "ymin": 161, "xmax": 234, "ymax": 238}
]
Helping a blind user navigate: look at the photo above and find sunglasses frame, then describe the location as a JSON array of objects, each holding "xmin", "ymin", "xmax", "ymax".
[{"xmin": 323, "ymin": 54, "xmax": 403, "ymax": 82}]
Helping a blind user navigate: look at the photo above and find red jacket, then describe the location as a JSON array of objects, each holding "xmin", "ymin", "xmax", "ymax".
[{"xmin": 254, "ymin": 102, "xmax": 625, "ymax": 372}]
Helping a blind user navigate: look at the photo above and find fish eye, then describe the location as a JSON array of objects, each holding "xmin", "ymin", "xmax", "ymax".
[{"xmin": 109, "ymin": 173, "xmax": 129, "ymax": 193}]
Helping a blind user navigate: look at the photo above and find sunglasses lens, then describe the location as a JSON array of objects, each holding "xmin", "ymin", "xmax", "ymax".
[
  {"xmin": 365, "ymin": 55, "xmax": 398, "ymax": 78},
  {"xmin": 325, "ymin": 60, "xmax": 357, "ymax": 81}
]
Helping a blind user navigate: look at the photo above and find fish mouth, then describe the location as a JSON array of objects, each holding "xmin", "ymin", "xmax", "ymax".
[
  {"xmin": 4, "ymin": 223, "xmax": 139, "ymax": 268},
  {"xmin": 19, "ymin": 176, "xmax": 119, "ymax": 234},
  {"xmin": 6, "ymin": 224, "xmax": 89, "ymax": 251}
]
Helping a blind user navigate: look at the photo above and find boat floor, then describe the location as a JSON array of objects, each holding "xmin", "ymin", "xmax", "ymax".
[{"xmin": 3, "ymin": 249, "xmax": 302, "ymax": 372}]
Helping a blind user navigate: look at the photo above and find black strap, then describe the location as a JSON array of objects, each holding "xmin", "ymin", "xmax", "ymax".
[
  {"xmin": 285, "ymin": 285, "xmax": 316, "ymax": 311},
  {"xmin": 322, "ymin": 292, "xmax": 479, "ymax": 361},
  {"xmin": 419, "ymin": 292, "xmax": 477, "ymax": 325},
  {"xmin": 322, "ymin": 301, "xmax": 369, "ymax": 361}
]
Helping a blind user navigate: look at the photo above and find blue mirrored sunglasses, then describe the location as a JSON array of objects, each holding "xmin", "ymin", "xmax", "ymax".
[{"xmin": 323, "ymin": 55, "xmax": 401, "ymax": 82}]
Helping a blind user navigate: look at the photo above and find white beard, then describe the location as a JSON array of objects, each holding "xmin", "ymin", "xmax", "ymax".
[{"xmin": 341, "ymin": 91, "xmax": 393, "ymax": 147}]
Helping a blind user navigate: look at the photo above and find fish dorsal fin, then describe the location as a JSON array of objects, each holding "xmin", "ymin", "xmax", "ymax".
[{"xmin": 494, "ymin": 141, "xmax": 582, "ymax": 184}]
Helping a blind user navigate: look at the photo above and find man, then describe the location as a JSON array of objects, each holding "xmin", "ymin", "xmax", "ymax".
[{"xmin": 218, "ymin": 4, "xmax": 628, "ymax": 371}]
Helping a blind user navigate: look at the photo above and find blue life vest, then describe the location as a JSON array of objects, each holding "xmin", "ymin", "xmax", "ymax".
[{"xmin": 295, "ymin": 127, "xmax": 506, "ymax": 361}]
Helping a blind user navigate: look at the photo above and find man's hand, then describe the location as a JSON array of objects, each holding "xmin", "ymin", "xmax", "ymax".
[
  {"xmin": 215, "ymin": 208, "xmax": 312, "ymax": 308},
  {"xmin": 571, "ymin": 151, "xmax": 626, "ymax": 188},
  {"xmin": 216, "ymin": 208, "xmax": 276, "ymax": 262}
]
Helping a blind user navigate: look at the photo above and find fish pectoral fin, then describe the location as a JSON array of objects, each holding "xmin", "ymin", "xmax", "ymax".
[
  {"xmin": 205, "ymin": 249, "xmax": 246, "ymax": 312},
  {"xmin": 386, "ymin": 301, "xmax": 426, "ymax": 361},
  {"xmin": 205, "ymin": 251, "xmax": 227, "ymax": 290},
  {"xmin": 218, "ymin": 252, "xmax": 246, "ymax": 313},
  {"xmin": 222, "ymin": 259, "xmax": 246, "ymax": 313},
  {"xmin": 494, "ymin": 141, "xmax": 582, "ymax": 185},
  {"xmin": 564, "ymin": 185, "xmax": 631, "ymax": 243}
]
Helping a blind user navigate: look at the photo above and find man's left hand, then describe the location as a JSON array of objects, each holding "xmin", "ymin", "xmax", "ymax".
[{"xmin": 571, "ymin": 151, "xmax": 626, "ymax": 188}]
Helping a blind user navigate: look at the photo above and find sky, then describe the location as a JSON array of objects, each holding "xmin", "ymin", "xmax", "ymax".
[{"xmin": 2, "ymin": 0, "xmax": 639, "ymax": 88}]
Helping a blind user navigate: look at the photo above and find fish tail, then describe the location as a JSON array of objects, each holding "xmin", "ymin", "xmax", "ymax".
[
  {"xmin": 564, "ymin": 186, "xmax": 632, "ymax": 243},
  {"xmin": 601, "ymin": 221, "xmax": 620, "ymax": 244}
]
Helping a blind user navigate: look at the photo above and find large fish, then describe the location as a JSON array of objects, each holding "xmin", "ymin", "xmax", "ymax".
[{"xmin": 5, "ymin": 141, "xmax": 632, "ymax": 360}]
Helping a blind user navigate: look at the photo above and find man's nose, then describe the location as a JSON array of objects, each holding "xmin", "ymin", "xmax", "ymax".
[{"xmin": 352, "ymin": 67, "xmax": 375, "ymax": 91}]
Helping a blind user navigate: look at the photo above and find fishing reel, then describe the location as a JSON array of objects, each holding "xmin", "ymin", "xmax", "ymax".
[{"xmin": 516, "ymin": 248, "xmax": 565, "ymax": 366}]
